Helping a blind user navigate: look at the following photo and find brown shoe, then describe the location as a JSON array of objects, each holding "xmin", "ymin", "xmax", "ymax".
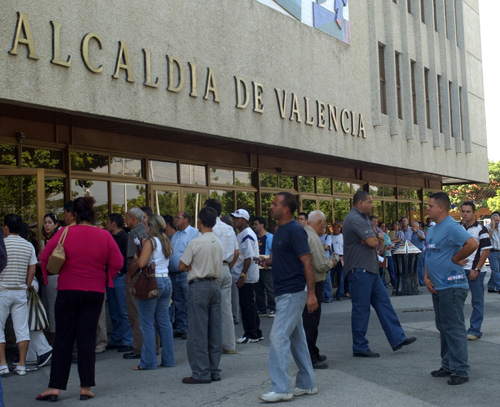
[
  {"xmin": 182, "ymin": 376, "xmax": 211, "ymax": 384},
  {"xmin": 222, "ymin": 349, "xmax": 235, "ymax": 355}
]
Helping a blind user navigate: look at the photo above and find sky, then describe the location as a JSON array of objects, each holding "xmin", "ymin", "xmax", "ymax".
[{"xmin": 479, "ymin": 1, "xmax": 499, "ymax": 162}]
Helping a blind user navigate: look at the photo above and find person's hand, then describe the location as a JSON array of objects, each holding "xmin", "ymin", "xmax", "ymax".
[
  {"xmin": 424, "ymin": 275, "xmax": 437, "ymax": 294},
  {"xmin": 306, "ymin": 293, "xmax": 318, "ymax": 313},
  {"xmin": 468, "ymin": 269, "xmax": 479, "ymax": 281},
  {"xmin": 27, "ymin": 284, "xmax": 34, "ymax": 292},
  {"xmin": 237, "ymin": 276, "xmax": 245, "ymax": 288},
  {"xmin": 257, "ymin": 256, "xmax": 267, "ymax": 267}
]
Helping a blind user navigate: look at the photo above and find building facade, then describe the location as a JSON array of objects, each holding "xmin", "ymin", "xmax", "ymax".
[{"xmin": 0, "ymin": 0, "xmax": 488, "ymax": 239}]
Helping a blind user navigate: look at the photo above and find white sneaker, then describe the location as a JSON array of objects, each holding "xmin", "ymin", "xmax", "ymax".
[
  {"xmin": 0, "ymin": 365, "xmax": 9, "ymax": 375},
  {"xmin": 13, "ymin": 366, "xmax": 26, "ymax": 376},
  {"xmin": 259, "ymin": 392, "xmax": 294, "ymax": 402},
  {"xmin": 294, "ymin": 387, "xmax": 318, "ymax": 396},
  {"xmin": 467, "ymin": 334, "xmax": 480, "ymax": 341},
  {"xmin": 236, "ymin": 336, "xmax": 258, "ymax": 344}
]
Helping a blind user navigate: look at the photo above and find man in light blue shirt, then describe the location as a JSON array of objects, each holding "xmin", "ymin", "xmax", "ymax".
[{"xmin": 169, "ymin": 211, "xmax": 200, "ymax": 338}]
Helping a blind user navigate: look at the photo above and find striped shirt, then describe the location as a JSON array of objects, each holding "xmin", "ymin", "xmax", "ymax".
[
  {"xmin": 212, "ymin": 218, "xmax": 238, "ymax": 263},
  {"xmin": 0, "ymin": 235, "xmax": 37, "ymax": 290},
  {"xmin": 462, "ymin": 221, "xmax": 492, "ymax": 271}
]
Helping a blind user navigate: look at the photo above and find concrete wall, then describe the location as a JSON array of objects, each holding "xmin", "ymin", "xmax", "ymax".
[{"xmin": 0, "ymin": 0, "xmax": 489, "ymax": 182}]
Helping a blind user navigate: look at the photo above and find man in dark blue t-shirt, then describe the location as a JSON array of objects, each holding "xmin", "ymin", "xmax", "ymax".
[{"xmin": 258, "ymin": 192, "xmax": 318, "ymax": 403}]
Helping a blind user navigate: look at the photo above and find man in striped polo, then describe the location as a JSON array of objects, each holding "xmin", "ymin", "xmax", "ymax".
[
  {"xmin": 0, "ymin": 214, "xmax": 37, "ymax": 376},
  {"xmin": 460, "ymin": 201, "xmax": 492, "ymax": 341}
]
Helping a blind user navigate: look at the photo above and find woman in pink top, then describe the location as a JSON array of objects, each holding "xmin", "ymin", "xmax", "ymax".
[{"xmin": 36, "ymin": 197, "xmax": 123, "ymax": 402}]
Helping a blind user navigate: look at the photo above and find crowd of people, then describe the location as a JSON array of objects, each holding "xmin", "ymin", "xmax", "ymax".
[{"xmin": 0, "ymin": 190, "xmax": 494, "ymax": 403}]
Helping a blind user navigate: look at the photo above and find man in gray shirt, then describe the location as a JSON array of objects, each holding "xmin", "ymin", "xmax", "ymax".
[{"xmin": 343, "ymin": 191, "xmax": 416, "ymax": 357}]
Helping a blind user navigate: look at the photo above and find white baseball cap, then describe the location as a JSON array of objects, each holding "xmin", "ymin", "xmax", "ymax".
[{"xmin": 231, "ymin": 209, "xmax": 250, "ymax": 221}]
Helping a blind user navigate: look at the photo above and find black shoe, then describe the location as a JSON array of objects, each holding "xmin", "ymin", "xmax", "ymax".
[
  {"xmin": 317, "ymin": 354, "xmax": 327, "ymax": 362},
  {"xmin": 118, "ymin": 346, "xmax": 133, "ymax": 353},
  {"xmin": 173, "ymin": 331, "xmax": 186, "ymax": 338},
  {"xmin": 336, "ymin": 297, "xmax": 342, "ymax": 301},
  {"xmin": 448, "ymin": 376, "xmax": 469, "ymax": 385},
  {"xmin": 353, "ymin": 350, "xmax": 380, "ymax": 358},
  {"xmin": 392, "ymin": 337, "xmax": 417, "ymax": 351},
  {"xmin": 488, "ymin": 289, "xmax": 497, "ymax": 293},
  {"xmin": 37, "ymin": 350, "xmax": 52, "ymax": 368},
  {"xmin": 211, "ymin": 373, "xmax": 221, "ymax": 381},
  {"xmin": 123, "ymin": 352, "xmax": 141, "ymax": 360},
  {"xmin": 182, "ymin": 376, "xmax": 211, "ymax": 384},
  {"xmin": 312, "ymin": 360, "xmax": 328, "ymax": 369},
  {"xmin": 106, "ymin": 344, "xmax": 120, "ymax": 350},
  {"xmin": 431, "ymin": 367, "xmax": 451, "ymax": 377}
]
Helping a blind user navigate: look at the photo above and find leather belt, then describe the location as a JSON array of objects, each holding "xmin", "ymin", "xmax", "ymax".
[{"xmin": 189, "ymin": 277, "xmax": 217, "ymax": 284}]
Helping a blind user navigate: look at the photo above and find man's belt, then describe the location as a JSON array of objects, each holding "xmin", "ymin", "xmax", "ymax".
[
  {"xmin": 491, "ymin": 249, "xmax": 499, "ymax": 252},
  {"xmin": 189, "ymin": 277, "xmax": 217, "ymax": 284}
]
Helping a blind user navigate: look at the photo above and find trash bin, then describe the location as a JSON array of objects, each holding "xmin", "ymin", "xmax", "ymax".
[{"xmin": 392, "ymin": 241, "xmax": 421, "ymax": 295}]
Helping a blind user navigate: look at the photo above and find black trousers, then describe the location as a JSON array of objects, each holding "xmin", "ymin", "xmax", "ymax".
[
  {"xmin": 238, "ymin": 283, "xmax": 262, "ymax": 339},
  {"xmin": 302, "ymin": 281, "xmax": 323, "ymax": 362},
  {"xmin": 49, "ymin": 290, "xmax": 104, "ymax": 389}
]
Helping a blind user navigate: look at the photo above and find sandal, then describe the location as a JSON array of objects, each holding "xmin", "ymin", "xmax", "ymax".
[
  {"xmin": 0, "ymin": 365, "xmax": 9, "ymax": 375},
  {"xmin": 133, "ymin": 366, "xmax": 148, "ymax": 370}
]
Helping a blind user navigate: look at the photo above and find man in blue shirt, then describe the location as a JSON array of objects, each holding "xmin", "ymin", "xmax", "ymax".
[
  {"xmin": 410, "ymin": 221, "xmax": 426, "ymax": 286},
  {"xmin": 424, "ymin": 192, "xmax": 477, "ymax": 385},
  {"xmin": 252, "ymin": 217, "xmax": 275, "ymax": 317},
  {"xmin": 258, "ymin": 192, "xmax": 318, "ymax": 403},
  {"xmin": 169, "ymin": 211, "xmax": 200, "ymax": 339}
]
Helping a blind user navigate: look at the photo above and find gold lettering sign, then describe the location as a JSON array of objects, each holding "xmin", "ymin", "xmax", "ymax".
[
  {"xmin": 275, "ymin": 89, "xmax": 287, "ymax": 119},
  {"xmin": 9, "ymin": 11, "xmax": 39, "ymax": 59},
  {"xmin": 290, "ymin": 93, "xmax": 302, "ymax": 122},
  {"xmin": 253, "ymin": 82, "xmax": 264, "ymax": 113},
  {"xmin": 51, "ymin": 21, "xmax": 71, "ymax": 67},
  {"xmin": 167, "ymin": 55, "xmax": 184, "ymax": 93},
  {"xmin": 112, "ymin": 41, "xmax": 135, "ymax": 82},
  {"xmin": 189, "ymin": 62, "xmax": 198, "ymax": 97},
  {"xmin": 317, "ymin": 101, "xmax": 326, "ymax": 128},
  {"xmin": 204, "ymin": 68, "xmax": 219, "ymax": 102},
  {"xmin": 235, "ymin": 76, "xmax": 250, "ymax": 109},
  {"xmin": 81, "ymin": 32, "xmax": 103, "ymax": 73},
  {"xmin": 143, "ymin": 49, "xmax": 159, "ymax": 88}
]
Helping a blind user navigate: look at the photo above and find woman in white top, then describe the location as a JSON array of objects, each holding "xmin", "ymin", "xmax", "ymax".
[{"xmin": 130, "ymin": 215, "xmax": 174, "ymax": 370}]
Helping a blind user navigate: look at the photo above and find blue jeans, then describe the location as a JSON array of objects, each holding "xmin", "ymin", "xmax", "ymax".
[
  {"xmin": 322, "ymin": 271, "xmax": 333, "ymax": 302},
  {"xmin": 386, "ymin": 256, "xmax": 396, "ymax": 287},
  {"xmin": 0, "ymin": 376, "xmax": 4, "ymax": 407},
  {"xmin": 432, "ymin": 288, "xmax": 469, "ymax": 377},
  {"xmin": 466, "ymin": 271, "xmax": 485, "ymax": 338},
  {"xmin": 333, "ymin": 260, "xmax": 344, "ymax": 298},
  {"xmin": 170, "ymin": 272, "xmax": 189, "ymax": 333},
  {"xmin": 106, "ymin": 274, "xmax": 133, "ymax": 347},
  {"xmin": 417, "ymin": 253, "xmax": 425, "ymax": 286},
  {"xmin": 350, "ymin": 268, "xmax": 406, "ymax": 353},
  {"xmin": 487, "ymin": 251, "xmax": 500, "ymax": 290},
  {"xmin": 137, "ymin": 277, "xmax": 175, "ymax": 369},
  {"xmin": 268, "ymin": 291, "xmax": 316, "ymax": 393}
]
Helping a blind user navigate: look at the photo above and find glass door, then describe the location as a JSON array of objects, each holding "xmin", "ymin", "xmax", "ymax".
[
  {"xmin": 149, "ymin": 186, "xmax": 180, "ymax": 217},
  {"xmin": 0, "ymin": 168, "xmax": 45, "ymax": 246},
  {"xmin": 182, "ymin": 188, "xmax": 208, "ymax": 226}
]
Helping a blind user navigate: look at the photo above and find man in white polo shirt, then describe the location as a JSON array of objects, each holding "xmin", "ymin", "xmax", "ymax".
[{"xmin": 0, "ymin": 214, "xmax": 37, "ymax": 376}]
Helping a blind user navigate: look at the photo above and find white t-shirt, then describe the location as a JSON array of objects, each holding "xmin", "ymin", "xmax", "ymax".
[
  {"xmin": 0, "ymin": 235, "xmax": 37, "ymax": 290},
  {"xmin": 330, "ymin": 234, "xmax": 344, "ymax": 256},
  {"xmin": 232, "ymin": 227, "xmax": 259, "ymax": 284},
  {"xmin": 150, "ymin": 237, "xmax": 170, "ymax": 275}
]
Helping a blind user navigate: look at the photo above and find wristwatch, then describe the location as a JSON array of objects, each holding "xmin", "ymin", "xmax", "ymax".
[
  {"xmin": 473, "ymin": 268, "xmax": 480, "ymax": 272},
  {"xmin": 240, "ymin": 273, "xmax": 247, "ymax": 278}
]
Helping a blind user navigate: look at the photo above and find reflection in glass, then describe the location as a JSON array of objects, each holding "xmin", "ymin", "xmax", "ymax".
[
  {"xmin": 384, "ymin": 202, "xmax": 397, "ymax": 225},
  {"xmin": 23, "ymin": 148, "xmax": 63, "ymax": 170},
  {"xmin": 372, "ymin": 200, "xmax": 383, "ymax": 219},
  {"xmin": 111, "ymin": 157, "xmax": 142, "ymax": 177},
  {"xmin": 398, "ymin": 202, "xmax": 411, "ymax": 221},
  {"xmin": 398, "ymin": 188, "xmax": 419, "ymax": 200},
  {"xmin": 279, "ymin": 176, "xmax": 295, "ymax": 190},
  {"xmin": 260, "ymin": 193, "xmax": 277, "ymax": 231},
  {"xmin": 0, "ymin": 145, "xmax": 17, "ymax": 166},
  {"xmin": 235, "ymin": 171, "xmax": 252, "ymax": 186},
  {"xmin": 351, "ymin": 183, "xmax": 362, "ymax": 193},
  {"xmin": 210, "ymin": 168, "xmax": 233, "ymax": 185},
  {"xmin": 333, "ymin": 181, "xmax": 351, "ymax": 194},
  {"xmin": 183, "ymin": 191, "xmax": 208, "ymax": 226},
  {"xmin": 319, "ymin": 200, "xmax": 333, "ymax": 224},
  {"xmin": 299, "ymin": 176, "xmax": 315, "ymax": 193},
  {"xmin": 149, "ymin": 161, "xmax": 178, "ymax": 183},
  {"xmin": 334, "ymin": 198, "xmax": 351, "ymax": 222},
  {"xmin": 410, "ymin": 203, "xmax": 422, "ymax": 222},
  {"xmin": 112, "ymin": 183, "xmax": 146, "ymax": 215},
  {"xmin": 72, "ymin": 179, "xmax": 108, "ymax": 226},
  {"xmin": 209, "ymin": 190, "xmax": 234, "ymax": 214},
  {"xmin": 0, "ymin": 175, "xmax": 38, "ymax": 227},
  {"xmin": 152, "ymin": 190, "xmax": 179, "ymax": 217},
  {"xmin": 236, "ymin": 191, "xmax": 256, "ymax": 216},
  {"xmin": 317, "ymin": 178, "xmax": 332, "ymax": 194},
  {"xmin": 180, "ymin": 164, "xmax": 206, "ymax": 186},
  {"xmin": 70, "ymin": 152, "xmax": 108, "ymax": 173},
  {"xmin": 260, "ymin": 174, "xmax": 278, "ymax": 188},
  {"xmin": 45, "ymin": 178, "xmax": 65, "ymax": 216},
  {"xmin": 301, "ymin": 199, "xmax": 316, "ymax": 214}
]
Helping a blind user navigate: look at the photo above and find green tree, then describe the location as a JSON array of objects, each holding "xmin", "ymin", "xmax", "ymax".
[{"xmin": 444, "ymin": 161, "xmax": 500, "ymax": 210}]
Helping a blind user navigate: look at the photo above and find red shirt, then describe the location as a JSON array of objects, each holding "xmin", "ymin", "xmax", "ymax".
[{"xmin": 41, "ymin": 225, "xmax": 124, "ymax": 293}]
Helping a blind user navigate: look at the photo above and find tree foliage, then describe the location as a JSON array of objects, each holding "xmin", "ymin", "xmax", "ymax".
[{"xmin": 443, "ymin": 161, "xmax": 500, "ymax": 210}]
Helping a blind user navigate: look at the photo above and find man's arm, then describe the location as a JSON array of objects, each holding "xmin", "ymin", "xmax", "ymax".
[
  {"xmin": 178, "ymin": 260, "xmax": 191, "ymax": 272},
  {"xmin": 423, "ymin": 266, "xmax": 437, "ymax": 295},
  {"xmin": 237, "ymin": 257, "xmax": 252, "ymax": 288},
  {"xmin": 469, "ymin": 248, "xmax": 490, "ymax": 281},
  {"xmin": 299, "ymin": 253, "xmax": 318, "ymax": 314},
  {"xmin": 228, "ymin": 249, "xmax": 239, "ymax": 270},
  {"xmin": 26, "ymin": 264, "xmax": 36, "ymax": 289},
  {"xmin": 451, "ymin": 237, "xmax": 478, "ymax": 266},
  {"xmin": 363, "ymin": 235, "xmax": 384, "ymax": 248}
]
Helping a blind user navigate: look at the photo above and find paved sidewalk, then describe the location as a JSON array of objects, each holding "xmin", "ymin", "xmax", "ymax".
[{"xmin": 3, "ymin": 274, "xmax": 500, "ymax": 407}]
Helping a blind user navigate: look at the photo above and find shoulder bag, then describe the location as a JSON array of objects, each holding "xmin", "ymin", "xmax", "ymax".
[
  {"xmin": 46, "ymin": 226, "xmax": 70, "ymax": 275},
  {"xmin": 27, "ymin": 289, "xmax": 49, "ymax": 331},
  {"xmin": 131, "ymin": 243, "xmax": 159, "ymax": 299}
]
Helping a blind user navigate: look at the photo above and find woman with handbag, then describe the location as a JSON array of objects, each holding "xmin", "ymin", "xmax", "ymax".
[
  {"xmin": 41, "ymin": 213, "xmax": 60, "ymax": 344},
  {"xmin": 127, "ymin": 214, "xmax": 175, "ymax": 370},
  {"xmin": 36, "ymin": 197, "xmax": 123, "ymax": 402}
]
